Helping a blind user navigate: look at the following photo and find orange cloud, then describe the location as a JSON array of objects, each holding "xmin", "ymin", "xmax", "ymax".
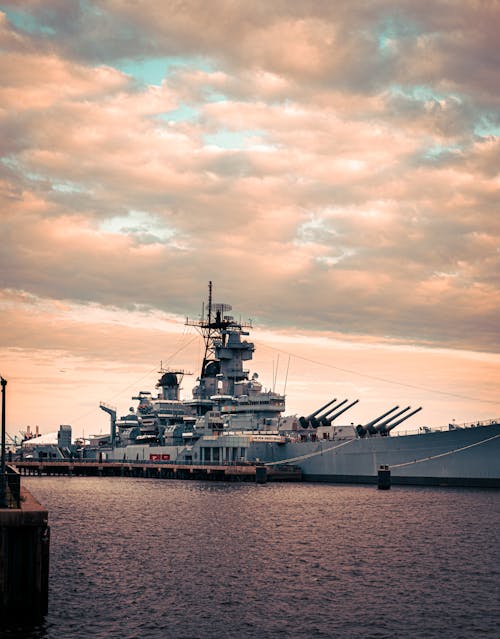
[{"xmin": 0, "ymin": 1, "xmax": 499, "ymax": 434}]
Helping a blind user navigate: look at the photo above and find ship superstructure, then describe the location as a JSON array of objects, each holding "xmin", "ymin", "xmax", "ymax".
[
  {"xmin": 185, "ymin": 281, "xmax": 286, "ymax": 427},
  {"xmin": 96, "ymin": 283, "xmax": 287, "ymax": 451}
]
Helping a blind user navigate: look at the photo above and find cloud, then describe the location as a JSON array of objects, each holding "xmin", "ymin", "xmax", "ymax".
[
  {"xmin": 2, "ymin": 291, "xmax": 500, "ymax": 438},
  {"xmin": 0, "ymin": 0, "xmax": 499, "ymax": 364}
]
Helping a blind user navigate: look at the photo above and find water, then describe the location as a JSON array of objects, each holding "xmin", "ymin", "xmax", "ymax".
[{"xmin": 3, "ymin": 478, "xmax": 499, "ymax": 639}]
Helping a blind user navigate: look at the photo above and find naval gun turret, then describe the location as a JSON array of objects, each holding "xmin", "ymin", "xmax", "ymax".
[
  {"xmin": 372, "ymin": 406, "xmax": 411, "ymax": 433},
  {"xmin": 376, "ymin": 406, "xmax": 423, "ymax": 435},
  {"xmin": 298, "ymin": 398, "xmax": 338, "ymax": 429},
  {"xmin": 322, "ymin": 399, "xmax": 360, "ymax": 425},
  {"xmin": 356, "ymin": 405, "xmax": 423, "ymax": 437},
  {"xmin": 319, "ymin": 400, "xmax": 348, "ymax": 425},
  {"xmin": 356, "ymin": 406, "xmax": 400, "ymax": 438}
]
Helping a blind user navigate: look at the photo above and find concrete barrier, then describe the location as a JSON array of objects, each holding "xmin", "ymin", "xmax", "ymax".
[{"xmin": 0, "ymin": 485, "xmax": 50, "ymax": 620}]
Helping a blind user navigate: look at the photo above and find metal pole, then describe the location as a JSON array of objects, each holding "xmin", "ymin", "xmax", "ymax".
[{"xmin": 0, "ymin": 376, "xmax": 7, "ymax": 508}]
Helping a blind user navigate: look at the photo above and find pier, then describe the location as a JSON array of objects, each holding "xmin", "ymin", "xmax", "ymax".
[
  {"xmin": 0, "ymin": 467, "xmax": 50, "ymax": 621},
  {"xmin": 14, "ymin": 460, "xmax": 302, "ymax": 483}
]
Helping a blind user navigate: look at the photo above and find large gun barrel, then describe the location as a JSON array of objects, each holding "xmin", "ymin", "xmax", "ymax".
[
  {"xmin": 320, "ymin": 399, "xmax": 348, "ymax": 425},
  {"xmin": 361, "ymin": 405, "xmax": 400, "ymax": 435},
  {"xmin": 309, "ymin": 398, "xmax": 338, "ymax": 419},
  {"xmin": 311, "ymin": 399, "xmax": 343, "ymax": 428},
  {"xmin": 374, "ymin": 406, "xmax": 411, "ymax": 432},
  {"xmin": 300, "ymin": 398, "xmax": 338, "ymax": 428},
  {"xmin": 325, "ymin": 399, "xmax": 359, "ymax": 424},
  {"xmin": 382, "ymin": 406, "xmax": 423, "ymax": 434}
]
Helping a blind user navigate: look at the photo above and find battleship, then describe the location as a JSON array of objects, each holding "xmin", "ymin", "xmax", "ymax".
[
  {"xmin": 21, "ymin": 283, "xmax": 500, "ymax": 487},
  {"xmin": 78, "ymin": 282, "xmax": 498, "ymax": 487}
]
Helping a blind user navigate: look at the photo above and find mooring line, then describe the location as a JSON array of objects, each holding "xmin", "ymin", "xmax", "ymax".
[
  {"xmin": 390, "ymin": 433, "xmax": 500, "ymax": 469},
  {"xmin": 264, "ymin": 438, "xmax": 355, "ymax": 466}
]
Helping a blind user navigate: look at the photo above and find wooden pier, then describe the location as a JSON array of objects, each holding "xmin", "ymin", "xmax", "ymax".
[{"xmin": 14, "ymin": 460, "xmax": 302, "ymax": 483}]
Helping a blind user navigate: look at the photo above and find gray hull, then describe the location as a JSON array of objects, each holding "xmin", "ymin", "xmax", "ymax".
[{"xmin": 249, "ymin": 423, "xmax": 500, "ymax": 487}]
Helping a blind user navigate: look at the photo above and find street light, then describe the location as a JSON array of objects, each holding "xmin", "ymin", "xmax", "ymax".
[{"xmin": 0, "ymin": 376, "xmax": 7, "ymax": 508}]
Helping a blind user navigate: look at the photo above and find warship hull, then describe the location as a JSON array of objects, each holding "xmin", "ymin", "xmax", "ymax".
[{"xmin": 256, "ymin": 422, "xmax": 500, "ymax": 487}]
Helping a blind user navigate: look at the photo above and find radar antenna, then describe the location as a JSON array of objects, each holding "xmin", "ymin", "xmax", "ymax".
[{"xmin": 185, "ymin": 281, "xmax": 251, "ymax": 381}]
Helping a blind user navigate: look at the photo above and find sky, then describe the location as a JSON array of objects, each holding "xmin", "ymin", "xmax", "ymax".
[{"xmin": 1, "ymin": 1, "xmax": 499, "ymax": 440}]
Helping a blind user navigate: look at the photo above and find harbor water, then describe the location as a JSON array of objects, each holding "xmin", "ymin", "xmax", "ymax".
[{"xmin": 3, "ymin": 477, "xmax": 499, "ymax": 639}]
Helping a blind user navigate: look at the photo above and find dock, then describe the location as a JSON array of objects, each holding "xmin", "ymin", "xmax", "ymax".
[
  {"xmin": 0, "ymin": 469, "xmax": 50, "ymax": 620},
  {"xmin": 14, "ymin": 460, "xmax": 302, "ymax": 483}
]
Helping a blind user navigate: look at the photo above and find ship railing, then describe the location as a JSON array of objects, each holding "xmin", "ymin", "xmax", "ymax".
[
  {"xmin": 394, "ymin": 417, "xmax": 499, "ymax": 437},
  {"xmin": 454, "ymin": 418, "xmax": 499, "ymax": 428},
  {"xmin": 14, "ymin": 458, "xmax": 258, "ymax": 467}
]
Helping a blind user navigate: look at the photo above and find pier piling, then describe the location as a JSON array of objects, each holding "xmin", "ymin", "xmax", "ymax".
[
  {"xmin": 377, "ymin": 465, "xmax": 391, "ymax": 490},
  {"xmin": 255, "ymin": 464, "xmax": 267, "ymax": 484}
]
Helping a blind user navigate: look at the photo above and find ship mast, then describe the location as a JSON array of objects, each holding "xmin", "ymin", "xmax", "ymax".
[
  {"xmin": 185, "ymin": 282, "xmax": 253, "ymax": 396},
  {"xmin": 202, "ymin": 280, "xmax": 214, "ymax": 379},
  {"xmin": 190, "ymin": 280, "xmax": 217, "ymax": 380},
  {"xmin": 187, "ymin": 281, "xmax": 229, "ymax": 379}
]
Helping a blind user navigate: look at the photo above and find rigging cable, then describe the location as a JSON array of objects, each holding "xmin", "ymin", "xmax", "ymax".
[
  {"xmin": 258, "ymin": 342, "xmax": 500, "ymax": 406},
  {"xmin": 71, "ymin": 333, "xmax": 201, "ymax": 426}
]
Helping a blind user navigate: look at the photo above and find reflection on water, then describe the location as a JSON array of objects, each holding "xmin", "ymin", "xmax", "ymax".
[{"xmin": 2, "ymin": 478, "xmax": 499, "ymax": 639}]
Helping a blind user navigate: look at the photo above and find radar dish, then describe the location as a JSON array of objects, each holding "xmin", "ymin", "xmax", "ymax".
[{"xmin": 214, "ymin": 303, "xmax": 232, "ymax": 313}]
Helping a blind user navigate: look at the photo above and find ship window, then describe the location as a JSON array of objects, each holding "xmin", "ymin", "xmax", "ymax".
[
  {"xmin": 240, "ymin": 447, "xmax": 246, "ymax": 459},
  {"xmin": 213, "ymin": 448, "xmax": 220, "ymax": 462}
]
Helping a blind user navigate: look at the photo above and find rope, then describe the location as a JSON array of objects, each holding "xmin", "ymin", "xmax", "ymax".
[
  {"xmin": 390, "ymin": 432, "xmax": 500, "ymax": 469},
  {"xmin": 264, "ymin": 437, "xmax": 355, "ymax": 466},
  {"xmin": 264, "ymin": 431, "xmax": 500, "ymax": 469}
]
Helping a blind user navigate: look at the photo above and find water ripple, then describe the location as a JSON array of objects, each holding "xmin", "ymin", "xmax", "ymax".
[{"xmin": 2, "ymin": 478, "xmax": 498, "ymax": 639}]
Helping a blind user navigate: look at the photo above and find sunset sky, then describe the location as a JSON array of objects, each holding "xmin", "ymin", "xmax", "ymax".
[{"xmin": 1, "ymin": 1, "xmax": 499, "ymax": 440}]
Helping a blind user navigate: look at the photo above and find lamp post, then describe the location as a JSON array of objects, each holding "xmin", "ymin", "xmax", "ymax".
[{"xmin": 0, "ymin": 376, "xmax": 7, "ymax": 508}]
